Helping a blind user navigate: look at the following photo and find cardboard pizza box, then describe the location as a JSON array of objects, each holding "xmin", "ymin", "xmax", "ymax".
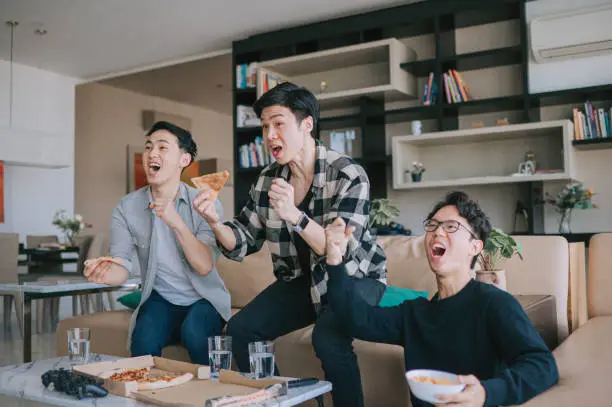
[
  {"xmin": 73, "ymin": 355, "xmax": 210, "ymax": 398},
  {"xmin": 73, "ymin": 356, "xmax": 286, "ymax": 407}
]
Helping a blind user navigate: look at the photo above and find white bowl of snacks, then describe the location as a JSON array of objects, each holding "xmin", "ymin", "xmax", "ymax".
[{"xmin": 405, "ymin": 369, "xmax": 466, "ymax": 404}]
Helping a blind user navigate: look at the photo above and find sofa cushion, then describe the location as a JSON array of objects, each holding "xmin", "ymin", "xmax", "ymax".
[
  {"xmin": 588, "ymin": 233, "xmax": 612, "ymax": 318},
  {"xmin": 504, "ymin": 235, "xmax": 569, "ymax": 341},
  {"xmin": 521, "ymin": 316, "xmax": 612, "ymax": 406},
  {"xmin": 379, "ymin": 286, "xmax": 428, "ymax": 307},
  {"xmin": 216, "ymin": 243, "xmax": 276, "ymax": 308},
  {"xmin": 56, "ymin": 310, "xmax": 133, "ymax": 358},
  {"xmin": 376, "ymin": 235, "xmax": 437, "ymax": 296},
  {"xmin": 116, "ymin": 291, "xmax": 141, "ymax": 309}
]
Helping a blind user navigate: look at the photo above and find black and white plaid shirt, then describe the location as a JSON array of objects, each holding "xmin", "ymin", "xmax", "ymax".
[{"xmin": 220, "ymin": 142, "xmax": 387, "ymax": 311}]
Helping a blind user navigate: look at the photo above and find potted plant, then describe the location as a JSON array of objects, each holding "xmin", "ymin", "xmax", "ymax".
[
  {"xmin": 475, "ymin": 227, "xmax": 523, "ymax": 291},
  {"xmin": 409, "ymin": 161, "xmax": 425, "ymax": 182},
  {"xmin": 52, "ymin": 210, "xmax": 91, "ymax": 247},
  {"xmin": 368, "ymin": 199, "xmax": 410, "ymax": 236}
]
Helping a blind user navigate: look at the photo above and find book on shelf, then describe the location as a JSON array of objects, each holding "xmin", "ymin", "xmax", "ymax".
[
  {"xmin": 236, "ymin": 63, "xmax": 258, "ymax": 89},
  {"xmin": 423, "ymin": 72, "xmax": 438, "ymax": 105},
  {"xmin": 442, "ymin": 69, "xmax": 473, "ymax": 104},
  {"xmin": 261, "ymin": 71, "xmax": 285, "ymax": 94},
  {"xmin": 572, "ymin": 101, "xmax": 611, "ymax": 140},
  {"xmin": 238, "ymin": 136, "xmax": 275, "ymax": 169}
]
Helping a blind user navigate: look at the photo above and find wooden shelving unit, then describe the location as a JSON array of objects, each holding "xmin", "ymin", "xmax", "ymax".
[
  {"xmin": 231, "ymin": 0, "xmax": 610, "ymax": 233},
  {"xmin": 392, "ymin": 120, "xmax": 576, "ymax": 190},
  {"xmin": 256, "ymin": 38, "xmax": 419, "ymax": 109}
]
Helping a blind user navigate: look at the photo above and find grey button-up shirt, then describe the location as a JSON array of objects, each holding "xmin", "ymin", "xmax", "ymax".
[{"xmin": 109, "ymin": 182, "xmax": 231, "ymax": 350}]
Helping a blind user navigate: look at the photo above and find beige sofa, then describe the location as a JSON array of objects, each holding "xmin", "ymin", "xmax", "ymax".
[
  {"xmin": 57, "ymin": 235, "xmax": 574, "ymax": 406},
  {"xmin": 521, "ymin": 233, "xmax": 612, "ymax": 407}
]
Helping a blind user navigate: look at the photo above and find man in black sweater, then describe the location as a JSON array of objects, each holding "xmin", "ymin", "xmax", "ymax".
[{"xmin": 324, "ymin": 191, "xmax": 559, "ymax": 407}]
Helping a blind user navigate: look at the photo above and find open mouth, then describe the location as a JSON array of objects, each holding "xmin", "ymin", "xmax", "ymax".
[
  {"xmin": 270, "ymin": 145, "xmax": 283, "ymax": 159},
  {"xmin": 148, "ymin": 163, "xmax": 161, "ymax": 173},
  {"xmin": 431, "ymin": 243, "xmax": 447, "ymax": 258}
]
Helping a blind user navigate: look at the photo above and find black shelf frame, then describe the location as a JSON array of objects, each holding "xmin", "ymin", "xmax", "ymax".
[
  {"xmin": 572, "ymin": 138, "xmax": 612, "ymax": 150},
  {"xmin": 232, "ymin": 0, "xmax": 611, "ymax": 234}
]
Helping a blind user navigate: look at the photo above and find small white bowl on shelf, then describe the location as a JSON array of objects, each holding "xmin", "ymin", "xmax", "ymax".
[{"xmin": 405, "ymin": 369, "xmax": 466, "ymax": 404}]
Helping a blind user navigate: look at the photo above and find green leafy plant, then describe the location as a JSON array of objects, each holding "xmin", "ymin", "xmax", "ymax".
[
  {"xmin": 478, "ymin": 227, "xmax": 523, "ymax": 271},
  {"xmin": 368, "ymin": 199, "xmax": 400, "ymax": 228}
]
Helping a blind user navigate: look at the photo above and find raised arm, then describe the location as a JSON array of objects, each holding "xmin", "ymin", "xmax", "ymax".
[
  {"xmin": 194, "ymin": 183, "xmax": 266, "ymax": 262},
  {"xmin": 325, "ymin": 218, "xmax": 404, "ymax": 345}
]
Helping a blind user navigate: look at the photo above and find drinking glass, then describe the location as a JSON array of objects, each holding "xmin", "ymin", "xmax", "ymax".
[
  {"xmin": 248, "ymin": 340, "xmax": 275, "ymax": 379},
  {"xmin": 208, "ymin": 336, "xmax": 232, "ymax": 379},
  {"xmin": 67, "ymin": 328, "xmax": 90, "ymax": 364}
]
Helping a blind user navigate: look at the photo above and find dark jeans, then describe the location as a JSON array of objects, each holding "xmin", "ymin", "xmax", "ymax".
[
  {"xmin": 227, "ymin": 274, "xmax": 365, "ymax": 407},
  {"xmin": 131, "ymin": 290, "xmax": 224, "ymax": 365}
]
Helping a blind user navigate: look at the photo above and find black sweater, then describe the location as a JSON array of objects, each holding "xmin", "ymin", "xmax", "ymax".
[{"xmin": 326, "ymin": 264, "xmax": 559, "ymax": 407}]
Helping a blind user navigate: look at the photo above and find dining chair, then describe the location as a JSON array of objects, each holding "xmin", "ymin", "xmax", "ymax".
[{"xmin": 0, "ymin": 233, "xmax": 23, "ymax": 335}]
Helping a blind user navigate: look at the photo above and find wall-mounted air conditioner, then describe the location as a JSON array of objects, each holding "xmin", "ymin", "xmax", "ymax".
[{"xmin": 530, "ymin": 3, "xmax": 612, "ymax": 63}]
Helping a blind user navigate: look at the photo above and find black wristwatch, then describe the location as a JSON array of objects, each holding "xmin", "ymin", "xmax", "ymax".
[{"xmin": 292, "ymin": 212, "xmax": 310, "ymax": 233}]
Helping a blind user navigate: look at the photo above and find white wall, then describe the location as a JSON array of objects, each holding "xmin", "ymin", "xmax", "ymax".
[
  {"xmin": 0, "ymin": 60, "xmax": 80, "ymax": 241},
  {"xmin": 527, "ymin": 0, "xmax": 612, "ymax": 233}
]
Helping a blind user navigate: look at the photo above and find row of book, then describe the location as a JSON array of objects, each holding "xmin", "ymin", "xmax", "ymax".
[
  {"xmin": 423, "ymin": 70, "xmax": 474, "ymax": 105},
  {"xmin": 236, "ymin": 63, "xmax": 258, "ymax": 89},
  {"xmin": 238, "ymin": 137, "xmax": 275, "ymax": 169},
  {"xmin": 572, "ymin": 102, "xmax": 611, "ymax": 140}
]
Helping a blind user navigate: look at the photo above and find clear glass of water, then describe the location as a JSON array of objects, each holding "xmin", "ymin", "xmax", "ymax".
[
  {"xmin": 67, "ymin": 328, "xmax": 91, "ymax": 365},
  {"xmin": 248, "ymin": 340, "xmax": 275, "ymax": 379},
  {"xmin": 208, "ymin": 336, "xmax": 232, "ymax": 380}
]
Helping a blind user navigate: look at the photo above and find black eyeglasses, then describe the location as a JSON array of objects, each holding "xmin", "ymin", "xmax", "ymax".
[{"xmin": 423, "ymin": 219, "xmax": 478, "ymax": 239}]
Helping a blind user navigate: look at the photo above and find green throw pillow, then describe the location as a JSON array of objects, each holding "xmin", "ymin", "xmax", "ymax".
[
  {"xmin": 117, "ymin": 291, "xmax": 142, "ymax": 309},
  {"xmin": 378, "ymin": 286, "xmax": 427, "ymax": 307}
]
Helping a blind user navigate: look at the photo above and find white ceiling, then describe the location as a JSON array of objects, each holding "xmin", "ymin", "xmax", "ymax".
[{"xmin": 1, "ymin": 0, "xmax": 422, "ymax": 80}]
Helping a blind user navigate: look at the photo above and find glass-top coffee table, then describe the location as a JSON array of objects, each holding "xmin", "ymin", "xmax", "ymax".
[
  {"xmin": 0, "ymin": 354, "xmax": 332, "ymax": 407},
  {"xmin": 0, "ymin": 279, "xmax": 141, "ymax": 363}
]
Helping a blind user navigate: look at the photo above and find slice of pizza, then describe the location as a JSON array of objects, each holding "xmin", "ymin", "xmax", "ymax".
[
  {"xmin": 84, "ymin": 257, "xmax": 125, "ymax": 268},
  {"xmin": 191, "ymin": 170, "xmax": 230, "ymax": 201},
  {"xmin": 137, "ymin": 372, "xmax": 194, "ymax": 390}
]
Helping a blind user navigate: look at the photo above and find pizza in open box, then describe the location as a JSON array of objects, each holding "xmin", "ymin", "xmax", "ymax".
[
  {"xmin": 99, "ymin": 367, "xmax": 194, "ymax": 391},
  {"xmin": 191, "ymin": 170, "xmax": 230, "ymax": 201}
]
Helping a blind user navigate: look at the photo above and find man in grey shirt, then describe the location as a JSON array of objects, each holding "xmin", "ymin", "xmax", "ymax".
[{"xmin": 84, "ymin": 121, "xmax": 231, "ymax": 365}]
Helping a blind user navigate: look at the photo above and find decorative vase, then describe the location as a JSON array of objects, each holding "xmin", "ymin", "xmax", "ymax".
[
  {"xmin": 411, "ymin": 173, "xmax": 422, "ymax": 182},
  {"xmin": 64, "ymin": 231, "xmax": 76, "ymax": 247},
  {"xmin": 558, "ymin": 209, "xmax": 572, "ymax": 234},
  {"xmin": 475, "ymin": 269, "xmax": 507, "ymax": 291}
]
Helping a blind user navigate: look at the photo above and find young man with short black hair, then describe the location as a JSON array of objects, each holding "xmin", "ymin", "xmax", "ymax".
[
  {"xmin": 84, "ymin": 121, "xmax": 231, "ymax": 365},
  {"xmin": 325, "ymin": 191, "xmax": 559, "ymax": 407},
  {"xmin": 194, "ymin": 82, "xmax": 387, "ymax": 406}
]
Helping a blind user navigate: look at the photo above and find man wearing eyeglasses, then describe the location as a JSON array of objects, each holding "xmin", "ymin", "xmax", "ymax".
[{"xmin": 324, "ymin": 191, "xmax": 558, "ymax": 407}]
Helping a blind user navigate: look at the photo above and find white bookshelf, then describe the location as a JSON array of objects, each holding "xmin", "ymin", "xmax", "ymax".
[
  {"xmin": 256, "ymin": 38, "xmax": 417, "ymax": 109},
  {"xmin": 392, "ymin": 120, "xmax": 578, "ymax": 190}
]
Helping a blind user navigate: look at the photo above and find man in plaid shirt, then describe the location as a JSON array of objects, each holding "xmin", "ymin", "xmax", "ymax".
[{"xmin": 194, "ymin": 82, "xmax": 387, "ymax": 406}]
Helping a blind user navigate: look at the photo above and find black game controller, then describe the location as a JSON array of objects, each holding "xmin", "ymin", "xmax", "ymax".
[{"xmin": 41, "ymin": 368, "xmax": 108, "ymax": 399}]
